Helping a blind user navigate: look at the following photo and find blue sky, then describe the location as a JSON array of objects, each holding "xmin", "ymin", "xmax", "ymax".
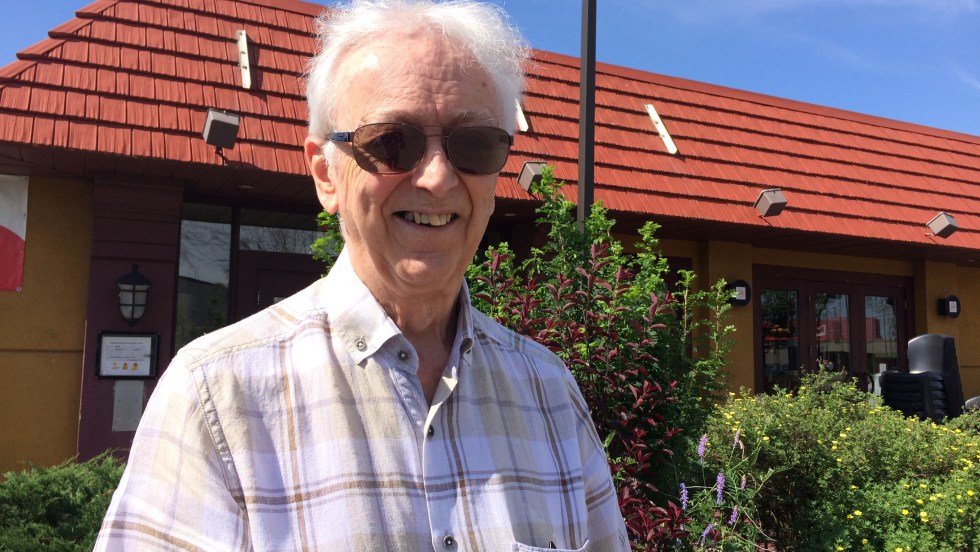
[{"xmin": 2, "ymin": 0, "xmax": 979, "ymax": 136}]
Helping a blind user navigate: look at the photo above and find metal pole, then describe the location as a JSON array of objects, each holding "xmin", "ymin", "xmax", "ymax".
[{"xmin": 577, "ymin": 0, "xmax": 596, "ymax": 233}]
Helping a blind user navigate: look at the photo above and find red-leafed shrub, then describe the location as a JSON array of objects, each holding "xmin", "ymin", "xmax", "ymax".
[{"xmin": 466, "ymin": 168, "xmax": 734, "ymax": 550}]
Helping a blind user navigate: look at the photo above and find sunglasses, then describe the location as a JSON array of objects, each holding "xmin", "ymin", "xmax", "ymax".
[{"xmin": 330, "ymin": 123, "xmax": 513, "ymax": 175}]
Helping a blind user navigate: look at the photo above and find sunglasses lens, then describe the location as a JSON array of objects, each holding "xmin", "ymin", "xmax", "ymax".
[
  {"xmin": 446, "ymin": 127, "xmax": 511, "ymax": 175},
  {"xmin": 352, "ymin": 123, "xmax": 426, "ymax": 174},
  {"xmin": 348, "ymin": 124, "xmax": 511, "ymax": 175}
]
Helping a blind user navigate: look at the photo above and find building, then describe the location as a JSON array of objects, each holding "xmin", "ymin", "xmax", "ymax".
[{"xmin": 2, "ymin": 0, "xmax": 978, "ymax": 472}]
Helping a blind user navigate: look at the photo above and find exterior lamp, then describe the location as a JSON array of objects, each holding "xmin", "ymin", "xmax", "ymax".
[
  {"xmin": 726, "ymin": 279, "xmax": 752, "ymax": 307},
  {"xmin": 754, "ymin": 188, "xmax": 788, "ymax": 217},
  {"xmin": 202, "ymin": 108, "xmax": 241, "ymax": 152},
  {"xmin": 518, "ymin": 161, "xmax": 547, "ymax": 191},
  {"xmin": 938, "ymin": 295, "xmax": 961, "ymax": 319},
  {"xmin": 927, "ymin": 212, "xmax": 959, "ymax": 238},
  {"xmin": 117, "ymin": 264, "xmax": 151, "ymax": 326}
]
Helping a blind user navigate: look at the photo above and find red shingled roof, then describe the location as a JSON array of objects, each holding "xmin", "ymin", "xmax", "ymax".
[{"xmin": 2, "ymin": 0, "xmax": 980, "ymax": 263}]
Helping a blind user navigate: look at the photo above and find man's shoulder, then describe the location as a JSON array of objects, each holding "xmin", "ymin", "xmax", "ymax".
[
  {"xmin": 469, "ymin": 307, "xmax": 566, "ymax": 370},
  {"xmin": 175, "ymin": 278, "xmax": 329, "ymax": 369}
]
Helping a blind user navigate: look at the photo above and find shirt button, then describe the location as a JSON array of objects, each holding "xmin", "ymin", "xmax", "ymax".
[
  {"xmin": 442, "ymin": 535, "xmax": 455, "ymax": 548},
  {"xmin": 355, "ymin": 338, "xmax": 366, "ymax": 351},
  {"xmin": 397, "ymin": 350, "xmax": 408, "ymax": 361},
  {"xmin": 427, "ymin": 425, "xmax": 434, "ymax": 438}
]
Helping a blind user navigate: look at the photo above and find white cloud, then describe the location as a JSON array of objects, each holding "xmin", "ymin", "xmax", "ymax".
[{"xmin": 950, "ymin": 63, "xmax": 980, "ymax": 93}]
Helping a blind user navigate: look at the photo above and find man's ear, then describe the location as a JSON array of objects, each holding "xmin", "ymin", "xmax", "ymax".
[{"xmin": 305, "ymin": 136, "xmax": 339, "ymax": 214}]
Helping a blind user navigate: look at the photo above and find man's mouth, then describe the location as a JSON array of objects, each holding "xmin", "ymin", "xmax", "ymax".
[{"xmin": 399, "ymin": 211, "xmax": 455, "ymax": 227}]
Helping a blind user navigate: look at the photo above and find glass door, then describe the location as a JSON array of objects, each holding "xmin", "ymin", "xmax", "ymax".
[
  {"xmin": 760, "ymin": 289, "xmax": 800, "ymax": 393},
  {"xmin": 755, "ymin": 266, "xmax": 912, "ymax": 394},
  {"xmin": 814, "ymin": 291, "xmax": 850, "ymax": 373}
]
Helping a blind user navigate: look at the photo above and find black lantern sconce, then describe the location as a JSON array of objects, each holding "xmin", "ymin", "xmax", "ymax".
[
  {"xmin": 727, "ymin": 279, "xmax": 752, "ymax": 307},
  {"xmin": 117, "ymin": 264, "xmax": 152, "ymax": 326},
  {"xmin": 938, "ymin": 295, "xmax": 961, "ymax": 319}
]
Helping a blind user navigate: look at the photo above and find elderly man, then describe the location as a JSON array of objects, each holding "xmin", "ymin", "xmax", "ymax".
[{"xmin": 96, "ymin": 1, "xmax": 628, "ymax": 550}]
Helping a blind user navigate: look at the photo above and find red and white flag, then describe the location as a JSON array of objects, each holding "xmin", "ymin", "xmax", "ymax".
[{"xmin": 0, "ymin": 175, "xmax": 29, "ymax": 291}]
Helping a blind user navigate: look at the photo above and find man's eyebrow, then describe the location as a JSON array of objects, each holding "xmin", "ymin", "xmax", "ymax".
[{"xmin": 360, "ymin": 109, "xmax": 499, "ymax": 127}]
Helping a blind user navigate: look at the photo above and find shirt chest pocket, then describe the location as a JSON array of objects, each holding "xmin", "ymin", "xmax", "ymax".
[{"xmin": 512, "ymin": 540, "xmax": 589, "ymax": 552}]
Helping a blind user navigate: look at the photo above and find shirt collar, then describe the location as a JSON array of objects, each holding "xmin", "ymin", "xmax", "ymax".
[{"xmin": 322, "ymin": 247, "xmax": 474, "ymax": 364}]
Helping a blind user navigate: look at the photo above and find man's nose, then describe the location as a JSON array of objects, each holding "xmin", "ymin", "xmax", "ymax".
[{"xmin": 412, "ymin": 137, "xmax": 459, "ymax": 196}]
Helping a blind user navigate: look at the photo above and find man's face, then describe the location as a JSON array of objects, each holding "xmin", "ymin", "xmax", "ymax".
[{"xmin": 306, "ymin": 32, "xmax": 502, "ymax": 306}]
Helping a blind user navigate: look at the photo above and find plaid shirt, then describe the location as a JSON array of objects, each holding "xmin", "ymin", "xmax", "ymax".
[{"xmin": 96, "ymin": 249, "xmax": 629, "ymax": 551}]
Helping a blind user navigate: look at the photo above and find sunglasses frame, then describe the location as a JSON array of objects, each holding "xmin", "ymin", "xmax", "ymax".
[{"xmin": 329, "ymin": 123, "xmax": 513, "ymax": 175}]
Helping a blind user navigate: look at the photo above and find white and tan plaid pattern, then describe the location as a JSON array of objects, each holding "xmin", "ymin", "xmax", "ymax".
[{"xmin": 95, "ymin": 249, "xmax": 628, "ymax": 551}]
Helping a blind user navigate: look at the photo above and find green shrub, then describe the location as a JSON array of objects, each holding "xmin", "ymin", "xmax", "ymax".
[
  {"xmin": 0, "ymin": 453, "xmax": 124, "ymax": 551},
  {"xmin": 684, "ymin": 373, "xmax": 980, "ymax": 550}
]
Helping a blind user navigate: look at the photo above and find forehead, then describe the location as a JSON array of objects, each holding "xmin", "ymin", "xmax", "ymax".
[{"xmin": 332, "ymin": 31, "xmax": 500, "ymax": 127}]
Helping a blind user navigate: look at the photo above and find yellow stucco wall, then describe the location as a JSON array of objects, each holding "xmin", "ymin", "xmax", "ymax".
[
  {"xmin": 0, "ymin": 177, "xmax": 92, "ymax": 474},
  {"xmin": 915, "ymin": 262, "xmax": 980, "ymax": 400},
  {"xmin": 953, "ymin": 266, "xmax": 980, "ymax": 399}
]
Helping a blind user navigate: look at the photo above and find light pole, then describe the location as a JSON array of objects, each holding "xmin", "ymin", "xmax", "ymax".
[{"xmin": 577, "ymin": 0, "xmax": 596, "ymax": 233}]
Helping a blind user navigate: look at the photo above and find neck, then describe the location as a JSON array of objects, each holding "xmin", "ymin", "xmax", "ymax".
[{"xmin": 375, "ymin": 286, "xmax": 461, "ymax": 406}]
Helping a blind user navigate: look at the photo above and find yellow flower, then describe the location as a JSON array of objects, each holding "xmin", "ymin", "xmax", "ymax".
[
  {"xmin": 837, "ymin": 547, "xmax": 844, "ymax": 551},
  {"xmin": 853, "ymin": 510, "xmax": 862, "ymax": 516},
  {"xmin": 862, "ymin": 538, "xmax": 868, "ymax": 545},
  {"xmin": 958, "ymin": 508, "xmax": 965, "ymax": 514},
  {"xmin": 919, "ymin": 483, "xmax": 928, "ymax": 489},
  {"xmin": 762, "ymin": 436, "xmax": 770, "ymax": 442},
  {"xmin": 896, "ymin": 548, "xmax": 904, "ymax": 552},
  {"xmin": 901, "ymin": 509, "xmax": 909, "ymax": 515},
  {"xmin": 837, "ymin": 458, "xmax": 843, "ymax": 463},
  {"xmin": 915, "ymin": 499, "xmax": 923, "ymax": 505},
  {"xmin": 968, "ymin": 490, "xmax": 975, "ymax": 496}
]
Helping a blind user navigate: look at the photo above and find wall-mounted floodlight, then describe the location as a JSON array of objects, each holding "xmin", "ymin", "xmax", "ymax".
[
  {"xmin": 202, "ymin": 109, "xmax": 240, "ymax": 152},
  {"xmin": 927, "ymin": 211, "xmax": 959, "ymax": 238},
  {"xmin": 754, "ymin": 188, "xmax": 788, "ymax": 217},
  {"xmin": 518, "ymin": 161, "xmax": 547, "ymax": 192}
]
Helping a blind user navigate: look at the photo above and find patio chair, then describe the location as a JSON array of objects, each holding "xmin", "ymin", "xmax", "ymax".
[
  {"xmin": 879, "ymin": 370, "xmax": 948, "ymax": 423},
  {"xmin": 880, "ymin": 334, "xmax": 979, "ymax": 422},
  {"xmin": 907, "ymin": 334, "xmax": 965, "ymax": 418}
]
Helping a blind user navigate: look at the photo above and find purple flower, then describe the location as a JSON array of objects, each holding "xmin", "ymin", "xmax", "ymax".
[
  {"xmin": 732, "ymin": 428, "xmax": 741, "ymax": 450},
  {"xmin": 716, "ymin": 472, "xmax": 725, "ymax": 505},
  {"xmin": 699, "ymin": 523, "xmax": 716, "ymax": 546},
  {"xmin": 698, "ymin": 434, "xmax": 708, "ymax": 461},
  {"xmin": 679, "ymin": 482, "xmax": 689, "ymax": 511},
  {"xmin": 728, "ymin": 506, "xmax": 739, "ymax": 526}
]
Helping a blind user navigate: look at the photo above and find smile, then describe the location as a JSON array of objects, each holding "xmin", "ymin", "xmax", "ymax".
[{"xmin": 399, "ymin": 211, "xmax": 455, "ymax": 227}]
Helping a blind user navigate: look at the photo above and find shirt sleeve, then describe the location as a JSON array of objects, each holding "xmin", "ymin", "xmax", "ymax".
[
  {"xmin": 94, "ymin": 360, "xmax": 250, "ymax": 551},
  {"xmin": 566, "ymin": 373, "xmax": 632, "ymax": 552}
]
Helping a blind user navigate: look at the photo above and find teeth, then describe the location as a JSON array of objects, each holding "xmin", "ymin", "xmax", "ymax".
[{"xmin": 401, "ymin": 212, "xmax": 453, "ymax": 227}]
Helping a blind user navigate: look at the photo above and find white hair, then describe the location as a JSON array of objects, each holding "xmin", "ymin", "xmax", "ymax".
[{"xmin": 305, "ymin": 0, "xmax": 529, "ymax": 137}]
